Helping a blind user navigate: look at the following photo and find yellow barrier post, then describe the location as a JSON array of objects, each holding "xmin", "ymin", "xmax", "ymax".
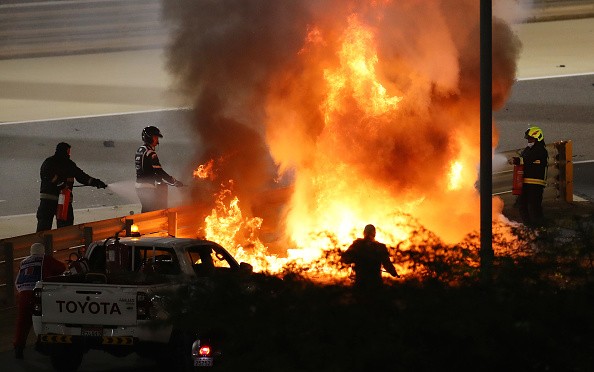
[
  {"xmin": 564, "ymin": 141, "xmax": 573, "ymax": 202},
  {"xmin": 83, "ymin": 227, "xmax": 94, "ymax": 248}
]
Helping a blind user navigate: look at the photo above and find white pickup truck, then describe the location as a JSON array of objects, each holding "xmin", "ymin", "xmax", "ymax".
[{"xmin": 32, "ymin": 235, "xmax": 253, "ymax": 372}]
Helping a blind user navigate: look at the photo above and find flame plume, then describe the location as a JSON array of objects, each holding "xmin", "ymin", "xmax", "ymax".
[{"xmin": 164, "ymin": 0, "xmax": 524, "ymax": 279}]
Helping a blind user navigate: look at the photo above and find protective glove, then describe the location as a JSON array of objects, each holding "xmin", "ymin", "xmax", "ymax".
[
  {"xmin": 173, "ymin": 180, "xmax": 184, "ymax": 187},
  {"xmin": 92, "ymin": 178, "xmax": 108, "ymax": 189}
]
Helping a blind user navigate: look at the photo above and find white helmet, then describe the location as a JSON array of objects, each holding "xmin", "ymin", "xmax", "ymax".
[{"xmin": 30, "ymin": 243, "xmax": 45, "ymax": 255}]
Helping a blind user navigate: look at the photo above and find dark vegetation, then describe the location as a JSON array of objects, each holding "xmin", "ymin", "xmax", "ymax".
[{"xmin": 164, "ymin": 200, "xmax": 594, "ymax": 372}]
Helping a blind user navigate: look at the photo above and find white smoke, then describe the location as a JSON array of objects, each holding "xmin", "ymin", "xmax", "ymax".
[{"xmin": 106, "ymin": 180, "xmax": 139, "ymax": 203}]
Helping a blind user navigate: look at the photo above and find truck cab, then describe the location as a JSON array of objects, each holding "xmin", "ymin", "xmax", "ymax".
[{"xmin": 85, "ymin": 236, "xmax": 250, "ymax": 278}]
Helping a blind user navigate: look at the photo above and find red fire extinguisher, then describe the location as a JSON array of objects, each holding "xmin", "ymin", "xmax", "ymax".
[
  {"xmin": 56, "ymin": 187, "xmax": 71, "ymax": 221},
  {"xmin": 105, "ymin": 240, "xmax": 132, "ymax": 274},
  {"xmin": 512, "ymin": 164, "xmax": 524, "ymax": 195}
]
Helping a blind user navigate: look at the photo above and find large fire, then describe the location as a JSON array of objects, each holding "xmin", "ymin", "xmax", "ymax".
[{"xmin": 169, "ymin": 0, "xmax": 524, "ymax": 281}]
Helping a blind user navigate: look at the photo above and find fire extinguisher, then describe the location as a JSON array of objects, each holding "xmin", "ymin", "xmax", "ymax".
[
  {"xmin": 512, "ymin": 164, "xmax": 524, "ymax": 195},
  {"xmin": 56, "ymin": 187, "xmax": 71, "ymax": 221},
  {"xmin": 105, "ymin": 239, "xmax": 132, "ymax": 274}
]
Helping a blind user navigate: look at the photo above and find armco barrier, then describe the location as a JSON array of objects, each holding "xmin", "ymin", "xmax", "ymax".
[
  {"xmin": 0, "ymin": 203, "xmax": 207, "ymax": 305},
  {"xmin": 0, "ymin": 141, "xmax": 573, "ymax": 305}
]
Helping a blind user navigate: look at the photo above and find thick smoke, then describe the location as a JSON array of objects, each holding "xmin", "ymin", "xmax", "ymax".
[
  {"xmin": 162, "ymin": 0, "xmax": 522, "ymax": 246},
  {"xmin": 163, "ymin": 0, "xmax": 312, "ymax": 214}
]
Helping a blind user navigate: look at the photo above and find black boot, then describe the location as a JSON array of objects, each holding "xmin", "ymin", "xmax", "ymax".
[{"xmin": 14, "ymin": 346, "xmax": 24, "ymax": 359}]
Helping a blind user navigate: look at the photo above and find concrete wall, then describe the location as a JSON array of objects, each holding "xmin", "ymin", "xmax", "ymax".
[
  {"xmin": 1, "ymin": 0, "xmax": 593, "ymax": 60},
  {"xmin": 0, "ymin": 0, "xmax": 167, "ymax": 59}
]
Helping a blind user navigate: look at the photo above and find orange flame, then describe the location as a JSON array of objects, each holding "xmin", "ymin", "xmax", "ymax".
[
  {"xmin": 203, "ymin": 183, "xmax": 286, "ymax": 273},
  {"xmin": 199, "ymin": 14, "xmax": 419, "ymax": 280},
  {"xmin": 193, "ymin": 159, "xmax": 216, "ymax": 180},
  {"xmin": 323, "ymin": 15, "xmax": 402, "ymax": 119},
  {"xmin": 194, "ymin": 5, "xmax": 520, "ymax": 282}
]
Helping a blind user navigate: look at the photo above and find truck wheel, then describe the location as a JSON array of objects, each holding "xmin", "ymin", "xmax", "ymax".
[{"xmin": 50, "ymin": 348, "xmax": 83, "ymax": 372}]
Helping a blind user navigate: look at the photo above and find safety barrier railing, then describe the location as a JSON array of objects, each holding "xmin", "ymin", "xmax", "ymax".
[
  {"xmin": 0, "ymin": 140, "xmax": 573, "ymax": 305},
  {"xmin": 528, "ymin": 0, "xmax": 594, "ymax": 22},
  {"xmin": 0, "ymin": 203, "xmax": 208, "ymax": 305}
]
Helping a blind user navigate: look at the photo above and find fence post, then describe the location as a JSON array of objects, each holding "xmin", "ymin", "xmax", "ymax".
[
  {"xmin": 43, "ymin": 234, "xmax": 53, "ymax": 255},
  {"xmin": 564, "ymin": 141, "xmax": 573, "ymax": 202},
  {"xmin": 125, "ymin": 219, "xmax": 134, "ymax": 237},
  {"xmin": 168, "ymin": 211, "xmax": 178, "ymax": 237},
  {"xmin": 3, "ymin": 242, "xmax": 15, "ymax": 306},
  {"xmin": 83, "ymin": 227, "xmax": 94, "ymax": 247}
]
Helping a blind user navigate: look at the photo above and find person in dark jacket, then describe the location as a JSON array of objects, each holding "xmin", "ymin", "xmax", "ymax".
[
  {"xmin": 135, "ymin": 126, "xmax": 184, "ymax": 212},
  {"xmin": 342, "ymin": 224, "xmax": 399, "ymax": 289},
  {"xmin": 13, "ymin": 243, "xmax": 66, "ymax": 359},
  {"xmin": 509, "ymin": 126, "xmax": 549, "ymax": 227},
  {"xmin": 36, "ymin": 142, "xmax": 107, "ymax": 232}
]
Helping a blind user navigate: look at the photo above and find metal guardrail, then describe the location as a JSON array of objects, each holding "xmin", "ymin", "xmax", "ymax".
[
  {"xmin": 0, "ymin": 203, "xmax": 208, "ymax": 305},
  {"xmin": 0, "ymin": 141, "xmax": 574, "ymax": 305},
  {"xmin": 528, "ymin": 0, "xmax": 594, "ymax": 22}
]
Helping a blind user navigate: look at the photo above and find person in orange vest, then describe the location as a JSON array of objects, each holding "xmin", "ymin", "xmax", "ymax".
[
  {"xmin": 36, "ymin": 142, "xmax": 107, "ymax": 232},
  {"xmin": 342, "ymin": 224, "xmax": 399, "ymax": 290},
  {"xmin": 508, "ymin": 126, "xmax": 549, "ymax": 227},
  {"xmin": 13, "ymin": 243, "xmax": 66, "ymax": 359}
]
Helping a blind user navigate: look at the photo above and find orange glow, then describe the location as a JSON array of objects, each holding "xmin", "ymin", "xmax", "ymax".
[
  {"xmin": 323, "ymin": 15, "xmax": 401, "ymax": 120},
  {"xmin": 447, "ymin": 161, "xmax": 464, "ymax": 191},
  {"xmin": 190, "ymin": 2, "xmax": 521, "ymax": 282},
  {"xmin": 198, "ymin": 13, "xmax": 441, "ymax": 280},
  {"xmin": 203, "ymin": 184, "xmax": 286, "ymax": 273}
]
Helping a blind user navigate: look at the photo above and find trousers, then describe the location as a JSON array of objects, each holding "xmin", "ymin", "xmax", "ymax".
[
  {"xmin": 518, "ymin": 183, "xmax": 545, "ymax": 227},
  {"xmin": 36, "ymin": 198, "xmax": 74, "ymax": 232},
  {"xmin": 14, "ymin": 291, "xmax": 34, "ymax": 349}
]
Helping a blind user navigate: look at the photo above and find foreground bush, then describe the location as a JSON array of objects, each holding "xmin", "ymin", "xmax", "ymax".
[{"xmin": 161, "ymin": 214, "xmax": 594, "ymax": 371}]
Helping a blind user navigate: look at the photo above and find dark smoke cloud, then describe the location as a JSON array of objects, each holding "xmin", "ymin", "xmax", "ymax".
[{"xmin": 162, "ymin": 0, "xmax": 314, "ymax": 213}]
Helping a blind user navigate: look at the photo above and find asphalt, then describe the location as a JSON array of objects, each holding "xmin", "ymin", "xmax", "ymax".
[{"xmin": 0, "ymin": 16, "xmax": 593, "ymax": 354}]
